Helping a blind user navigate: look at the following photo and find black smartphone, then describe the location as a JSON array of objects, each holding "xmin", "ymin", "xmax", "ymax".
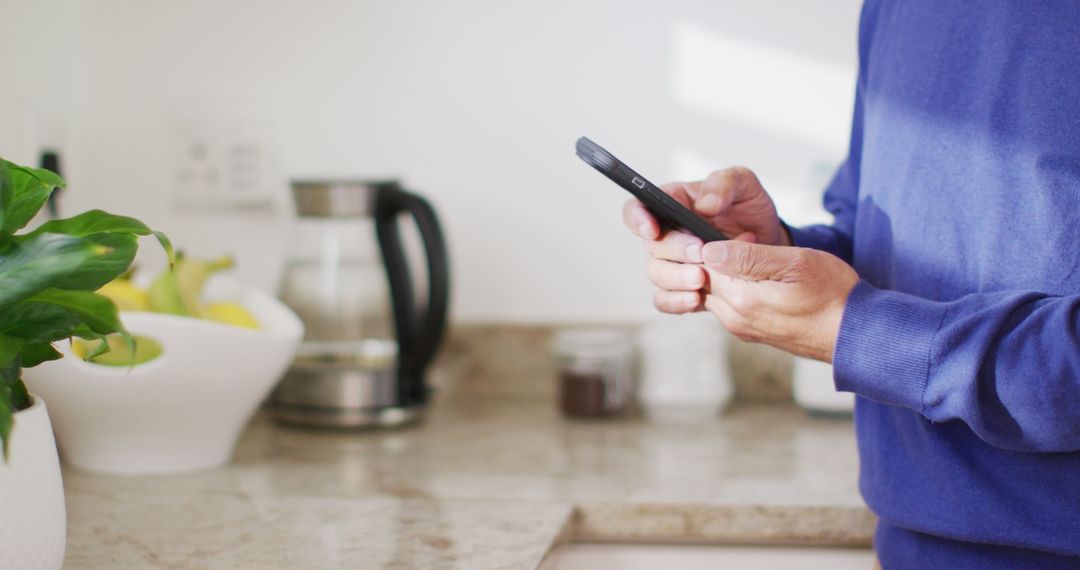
[{"xmin": 575, "ymin": 137, "xmax": 728, "ymax": 242}]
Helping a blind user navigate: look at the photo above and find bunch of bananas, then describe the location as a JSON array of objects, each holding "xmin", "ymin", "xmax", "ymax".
[
  {"xmin": 75, "ymin": 254, "xmax": 261, "ymax": 366},
  {"xmin": 99, "ymin": 254, "xmax": 260, "ymax": 328}
]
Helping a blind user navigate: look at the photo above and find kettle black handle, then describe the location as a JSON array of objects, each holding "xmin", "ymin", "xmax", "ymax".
[{"xmin": 374, "ymin": 186, "xmax": 450, "ymax": 405}]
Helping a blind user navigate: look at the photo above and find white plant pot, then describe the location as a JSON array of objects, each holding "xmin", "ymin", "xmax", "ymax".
[
  {"xmin": 0, "ymin": 396, "xmax": 66, "ymax": 570},
  {"xmin": 24, "ymin": 276, "xmax": 303, "ymax": 475}
]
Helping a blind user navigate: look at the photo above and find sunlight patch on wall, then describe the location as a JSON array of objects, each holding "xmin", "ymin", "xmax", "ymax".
[{"xmin": 672, "ymin": 22, "xmax": 856, "ymax": 154}]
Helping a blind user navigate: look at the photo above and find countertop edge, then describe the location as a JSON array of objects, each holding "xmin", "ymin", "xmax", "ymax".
[{"xmin": 560, "ymin": 503, "xmax": 875, "ymax": 547}]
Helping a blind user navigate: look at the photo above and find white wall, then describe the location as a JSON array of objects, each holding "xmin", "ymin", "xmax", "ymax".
[
  {"xmin": 0, "ymin": 0, "xmax": 84, "ymax": 165},
  {"xmin": 9, "ymin": 0, "xmax": 862, "ymax": 324}
]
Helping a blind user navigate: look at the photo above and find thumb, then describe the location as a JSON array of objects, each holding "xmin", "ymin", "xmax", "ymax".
[{"xmin": 702, "ymin": 240, "xmax": 802, "ymax": 282}]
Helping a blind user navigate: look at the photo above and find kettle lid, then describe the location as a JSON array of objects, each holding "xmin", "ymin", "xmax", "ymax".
[{"xmin": 291, "ymin": 179, "xmax": 401, "ymax": 217}]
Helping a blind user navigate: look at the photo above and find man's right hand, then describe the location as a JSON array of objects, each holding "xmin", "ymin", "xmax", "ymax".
[{"xmin": 622, "ymin": 166, "xmax": 789, "ymax": 314}]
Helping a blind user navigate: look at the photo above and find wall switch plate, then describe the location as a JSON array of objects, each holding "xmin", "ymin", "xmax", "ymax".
[{"xmin": 171, "ymin": 115, "xmax": 279, "ymax": 213}]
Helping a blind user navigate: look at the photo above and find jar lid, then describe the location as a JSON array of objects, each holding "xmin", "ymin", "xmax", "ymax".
[{"xmin": 551, "ymin": 328, "xmax": 634, "ymax": 359}]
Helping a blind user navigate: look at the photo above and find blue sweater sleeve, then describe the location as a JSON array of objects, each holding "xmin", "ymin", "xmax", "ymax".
[{"xmin": 834, "ymin": 281, "xmax": 1080, "ymax": 453}]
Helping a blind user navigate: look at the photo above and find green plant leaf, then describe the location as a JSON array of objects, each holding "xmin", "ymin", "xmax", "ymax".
[
  {"xmin": 0, "ymin": 378, "xmax": 28, "ymax": 461},
  {"xmin": 2, "ymin": 161, "xmax": 65, "ymax": 233},
  {"xmin": 68, "ymin": 325, "xmax": 111, "ymax": 358},
  {"xmin": 29, "ymin": 209, "xmax": 152, "ymax": 238},
  {"xmin": 52, "ymin": 232, "xmax": 137, "ymax": 292},
  {"xmin": 0, "ymin": 388, "xmax": 11, "ymax": 461},
  {"xmin": 9, "ymin": 379, "xmax": 29, "ymax": 410},
  {"xmin": 0, "ymin": 160, "xmax": 12, "ymax": 233},
  {"xmin": 154, "ymin": 231, "xmax": 176, "ymax": 267},
  {"xmin": 70, "ymin": 322, "xmax": 102, "ymax": 340},
  {"xmin": 23, "ymin": 210, "xmax": 175, "ymax": 269},
  {"xmin": 0, "ymin": 301, "xmax": 83, "ymax": 343},
  {"xmin": 79, "ymin": 337, "xmax": 110, "ymax": 360},
  {"xmin": 6, "ymin": 162, "xmax": 64, "ymax": 189},
  {"xmin": 24, "ymin": 344, "xmax": 61, "ymax": 367},
  {"xmin": 19, "ymin": 342, "xmax": 62, "ymax": 368},
  {"xmin": 0, "ymin": 232, "xmax": 104, "ymax": 309},
  {"xmin": 6, "ymin": 183, "xmax": 54, "ymax": 233},
  {"xmin": 75, "ymin": 334, "xmax": 163, "ymax": 367},
  {"xmin": 0, "ymin": 358, "xmax": 20, "ymax": 387},
  {"xmin": 23, "ymin": 289, "xmax": 125, "ymax": 336},
  {"xmin": 0, "ymin": 334, "xmax": 24, "ymax": 369}
]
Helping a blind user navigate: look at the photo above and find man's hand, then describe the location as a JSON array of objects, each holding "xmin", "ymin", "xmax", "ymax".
[
  {"xmin": 623, "ymin": 166, "xmax": 790, "ymax": 246},
  {"xmin": 622, "ymin": 166, "xmax": 858, "ymax": 362},
  {"xmin": 699, "ymin": 240, "xmax": 858, "ymax": 362},
  {"xmin": 622, "ymin": 166, "xmax": 790, "ymax": 317}
]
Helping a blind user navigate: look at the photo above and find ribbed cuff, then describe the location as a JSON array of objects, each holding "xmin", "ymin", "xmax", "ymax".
[
  {"xmin": 832, "ymin": 281, "xmax": 948, "ymax": 413},
  {"xmin": 784, "ymin": 222, "xmax": 839, "ymax": 253}
]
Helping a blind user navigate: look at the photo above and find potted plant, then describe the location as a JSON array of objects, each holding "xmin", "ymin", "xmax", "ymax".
[{"xmin": 0, "ymin": 156, "xmax": 169, "ymax": 570}]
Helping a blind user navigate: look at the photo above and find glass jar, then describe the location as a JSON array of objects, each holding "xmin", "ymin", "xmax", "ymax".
[{"xmin": 551, "ymin": 328, "xmax": 636, "ymax": 418}]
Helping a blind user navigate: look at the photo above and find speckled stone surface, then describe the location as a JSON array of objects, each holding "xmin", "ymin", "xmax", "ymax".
[{"xmin": 61, "ymin": 325, "xmax": 872, "ymax": 569}]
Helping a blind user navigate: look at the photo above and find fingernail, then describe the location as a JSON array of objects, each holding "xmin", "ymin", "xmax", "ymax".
[
  {"xmin": 684, "ymin": 268, "xmax": 703, "ymax": 287},
  {"xmin": 685, "ymin": 242, "xmax": 702, "ymax": 262},
  {"xmin": 638, "ymin": 223, "xmax": 651, "ymax": 238},
  {"xmin": 702, "ymin": 242, "xmax": 727, "ymax": 264}
]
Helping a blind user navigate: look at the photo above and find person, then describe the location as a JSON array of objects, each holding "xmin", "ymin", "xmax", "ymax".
[{"xmin": 622, "ymin": 1, "xmax": 1080, "ymax": 567}]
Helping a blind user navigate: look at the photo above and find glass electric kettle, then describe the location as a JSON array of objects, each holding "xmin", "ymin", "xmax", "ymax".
[{"xmin": 271, "ymin": 180, "xmax": 449, "ymax": 428}]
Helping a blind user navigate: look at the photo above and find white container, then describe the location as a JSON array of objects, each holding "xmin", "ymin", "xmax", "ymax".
[
  {"xmin": 793, "ymin": 357, "xmax": 854, "ymax": 414},
  {"xmin": 0, "ymin": 396, "xmax": 66, "ymax": 570},
  {"xmin": 24, "ymin": 276, "xmax": 303, "ymax": 474},
  {"xmin": 637, "ymin": 313, "xmax": 733, "ymax": 422}
]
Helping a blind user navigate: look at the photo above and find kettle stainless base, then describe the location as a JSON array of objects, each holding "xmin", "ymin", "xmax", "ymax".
[
  {"xmin": 269, "ymin": 363, "xmax": 425, "ymax": 429},
  {"xmin": 270, "ymin": 402, "xmax": 424, "ymax": 429}
]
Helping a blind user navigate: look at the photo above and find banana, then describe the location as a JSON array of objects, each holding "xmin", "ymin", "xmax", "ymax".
[
  {"xmin": 176, "ymin": 254, "xmax": 233, "ymax": 312},
  {"xmin": 200, "ymin": 302, "xmax": 261, "ymax": 330},
  {"xmin": 97, "ymin": 280, "xmax": 150, "ymax": 312},
  {"xmin": 147, "ymin": 253, "xmax": 233, "ymax": 316},
  {"xmin": 147, "ymin": 265, "xmax": 189, "ymax": 315},
  {"xmin": 117, "ymin": 253, "xmax": 260, "ymax": 331}
]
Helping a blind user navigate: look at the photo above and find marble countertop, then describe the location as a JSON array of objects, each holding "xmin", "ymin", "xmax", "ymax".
[{"xmin": 60, "ymin": 328, "xmax": 873, "ymax": 569}]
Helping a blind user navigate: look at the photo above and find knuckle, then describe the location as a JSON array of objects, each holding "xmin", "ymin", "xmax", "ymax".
[
  {"xmin": 646, "ymin": 259, "xmax": 667, "ymax": 287},
  {"xmin": 784, "ymin": 249, "xmax": 812, "ymax": 278},
  {"xmin": 653, "ymin": 292, "xmax": 677, "ymax": 313},
  {"xmin": 733, "ymin": 247, "xmax": 761, "ymax": 274},
  {"xmin": 727, "ymin": 290, "xmax": 753, "ymax": 313},
  {"xmin": 707, "ymin": 166, "xmax": 750, "ymax": 184},
  {"xmin": 705, "ymin": 168, "xmax": 736, "ymax": 188},
  {"xmin": 730, "ymin": 165, "xmax": 755, "ymax": 181}
]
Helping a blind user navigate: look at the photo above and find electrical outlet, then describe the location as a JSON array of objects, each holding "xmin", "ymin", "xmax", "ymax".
[{"xmin": 172, "ymin": 116, "xmax": 277, "ymax": 212}]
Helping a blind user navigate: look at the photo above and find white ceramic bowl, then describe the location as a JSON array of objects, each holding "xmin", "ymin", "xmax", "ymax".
[{"xmin": 24, "ymin": 276, "xmax": 303, "ymax": 475}]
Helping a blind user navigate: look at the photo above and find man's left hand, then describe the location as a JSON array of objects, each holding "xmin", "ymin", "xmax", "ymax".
[{"xmin": 699, "ymin": 240, "xmax": 859, "ymax": 363}]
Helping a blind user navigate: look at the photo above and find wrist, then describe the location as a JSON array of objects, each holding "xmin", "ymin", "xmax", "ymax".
[{"xmin": 816, "ymin": 277, "xmax": 859, "ymax": 363}]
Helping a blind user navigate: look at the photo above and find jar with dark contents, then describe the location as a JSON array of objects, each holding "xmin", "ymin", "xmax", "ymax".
[{"xmin": 551, "ymin": 329, "xmax": 636, "ymax": 418}]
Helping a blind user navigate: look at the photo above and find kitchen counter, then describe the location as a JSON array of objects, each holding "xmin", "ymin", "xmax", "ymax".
[{"xmin": 60, "ymin": 327, "xmax": 873, "ymax": 569}]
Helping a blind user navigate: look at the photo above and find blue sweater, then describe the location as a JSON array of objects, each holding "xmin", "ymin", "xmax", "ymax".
[{"xmin": 786, "ymin": 1, "xmax": 1080, "ymax": 566}]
